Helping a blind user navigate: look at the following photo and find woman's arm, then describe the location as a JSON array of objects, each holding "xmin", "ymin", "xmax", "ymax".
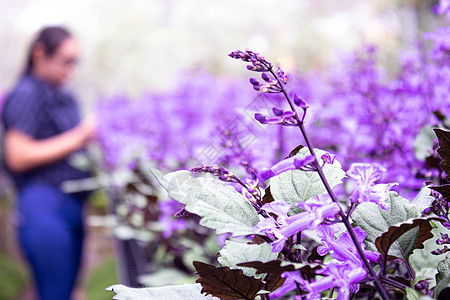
[{"xmin": 4, "ymin": 117, "xmax": 96, "ymax": 173}]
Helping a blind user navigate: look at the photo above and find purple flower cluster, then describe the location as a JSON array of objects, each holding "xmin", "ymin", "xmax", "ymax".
[
  {"xmin": 97, "ymin": 24, "xmax": 450, "ymax": 195},
  {"xmin": 95, "ymin": 72, "xmax": 252, "ymax": 170},
  {"xmin": 158, "ymin": 199, "xmax": 188, "ymax": 239},
  {"xmin": 254, "ymin": 195, "xmax": 340, "ymax": 252},
  {"xmin": 267, "ymin": 221, "xmax": 380, "ymax": 299},
  {"xmin": 254, "ymin": 159, "xmax": 394, "ymax": 299},
  {"xmin": 294, "ymin": 37, "xmax": 450, "ymax": 193},
  {"xmin": 434, "ymin": 0, "xmax": 450, "ymax": 19}
]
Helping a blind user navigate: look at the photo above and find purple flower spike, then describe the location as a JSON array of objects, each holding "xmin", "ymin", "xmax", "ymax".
[
  {"xmin": 254, "ymin": 113, "xmax": 267, "ymax": 124},
  {"xmin": 277, "ymin": 67, "xmax": 289, "ymax": 83},
  {"xmin": 229, "ymin": 49, "xmax": 272, "ymax": 71},
  {"xmin": 258, "ymin": 155, "xmax": 315, "ymax": 181},
  {"xmin": 347, "ymin": 163, "xmax": 398, "ymax": 210}
]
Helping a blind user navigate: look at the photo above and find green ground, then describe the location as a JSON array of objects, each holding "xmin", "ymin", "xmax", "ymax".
[{"xmin": 0, "ymin": 253, "xmax": 28, "ymax": 300}]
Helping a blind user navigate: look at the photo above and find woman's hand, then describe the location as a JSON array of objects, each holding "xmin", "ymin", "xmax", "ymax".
[
  {"xmin": 73, "ymin": 115, "xmax": 97, "ymax": 144},
  {"xmin": 4, "ymin": 116, "xmax": 98, "ymax": 173}
]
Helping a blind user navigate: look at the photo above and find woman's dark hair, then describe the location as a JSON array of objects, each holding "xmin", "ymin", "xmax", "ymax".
[{"xmin": 24, "ymin": 26, "xmax": 72, "ymax": 74}]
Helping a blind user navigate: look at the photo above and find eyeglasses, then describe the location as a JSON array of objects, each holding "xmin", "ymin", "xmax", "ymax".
[{"xmin": 51, "ymin": 53, "xmax": 79, "ymax": 68}]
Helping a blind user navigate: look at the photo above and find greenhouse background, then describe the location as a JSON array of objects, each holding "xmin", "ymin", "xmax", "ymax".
[{"xmin": 0, "ymin": 0, "xmax": 448, "ymax": 299}]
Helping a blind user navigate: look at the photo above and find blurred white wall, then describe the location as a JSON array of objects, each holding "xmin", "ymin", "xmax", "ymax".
[{"xmin": 0, "ymin": 0, "xmax": 441, "ymax": 109}]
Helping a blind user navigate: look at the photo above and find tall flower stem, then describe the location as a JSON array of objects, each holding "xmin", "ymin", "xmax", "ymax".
[{"xmin": 269, "ymin": 69, "xmax": 390, "ymax": 300}]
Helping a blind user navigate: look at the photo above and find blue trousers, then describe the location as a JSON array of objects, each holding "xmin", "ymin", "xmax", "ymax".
[{"xmin": 16, "ymin": 182, "xmax": 85, "ymax": 300}]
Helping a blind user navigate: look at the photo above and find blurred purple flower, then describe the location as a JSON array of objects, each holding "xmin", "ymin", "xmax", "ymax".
[
  {"xmin": 434, "ymin": 0, "xmax": 450, "ymax": 19},
  {"xmin": 159, "ymin": 199, "xmax": 188, "ymax": 238}
]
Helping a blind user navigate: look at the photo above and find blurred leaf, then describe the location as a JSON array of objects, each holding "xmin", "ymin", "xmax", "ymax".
[
  {"xmin": 270, "ymin": 148, "xmax": 346, "ymax": 207},
  {"xmin": 375, "ymin": 217, "xmax": 444, "ymax": 263},
  {"xmin": 106, "ymin": 283, "xmax": 218, "ymax": 300},
  {"xmin": 433, "ymin": 128, "xmax": 450, "ymax": 180},
  {"xmin": 406, "ymin": 288, "xmax": 433, "ymax": 300},
  {"xmin": 138, "ymin": 268, "xmax": 196, "ymax": 287},
  {"xmin": 434, "ymin": 255, "xmax": 450, "ymax": 298},
  {"xmin": 194, "ymin": 261, "xmax": 264, "ymax": 300},
  {"xmin": 437, "ymin": 288, "xmax": 450, "ymax": 300},
  {"xmin": 150, "ymin": 169, "xmax": 259, "ymax": 237},
  {"xmin": 352, "ymin": 192, "xmax": 420, "ymax": 252},
  {"xmin": 414, "ymin": 126, "xmax": 436, "ymax": 161},
  {"xmin": 217, "ymin": 241, "xmax": 278, "ymax": 278},
  {"xmin": 182, "ymin": 246, "xmax": 211, "ymax": 273}
]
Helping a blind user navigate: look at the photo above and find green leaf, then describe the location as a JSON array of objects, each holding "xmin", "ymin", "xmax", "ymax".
[
  {"xmin": 106, "ymin": 283, "xmax": 219, "ymax": 299},
  {"xmin": 410, "ymin": 223, "xmax": 449, "ymax": 287},
  {"xmin": 375, "ymin": 217, "xmax": 445, "ymax": 262},
  {"xmin": 269, "ymin": 148, "xmax": 346, "ymax": 207},
  {"xmin": 434, "ymin": 255, "xmax": 450, "ymax": 298},
  {"xmin": 352, "ymin": 191, "xmax": 420, "ymax": 253},
  {"xmin": 194, "ymin": 261, "xmax": 264, "ymax": 300},
  {"xmin": 433, "ymin": 128, "xmax": 450, "ymax": 180},
  {"xmin": 412, "ymin": 185, "xmax": 436, "ymax": 214},
  {"xmin": 217, "ymin": 241, "xmax": 278, "ymax": 278},
  {"xmin": 150, "ymin": 169, "xmax": 260, "ymax": 237},
  {"xmin": 414, "ymin": 126, "xmax": 436, "ymax": 161}
]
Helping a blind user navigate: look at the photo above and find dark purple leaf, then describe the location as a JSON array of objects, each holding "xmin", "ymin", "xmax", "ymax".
[
  {"xmin": 261, "ymin": 186, "xmax": 274, "ymax": 206},
  {"xmin": 237, "ymin": 260, "xmax": 322, "ymax": 290},
  {"xmin": 194, "ymin": 261, "xmax": 264, "ymax": 300},
  {"xmin": 430, "ymin": 185, "xmax": 450, "ymax": 203},
  {"xmin": 433, "ymin": 128, "xmax": 450, "ymax": 180},
  {"xmin": 375, "ymin": 217, "xmax": 445, "ymax": 262}
]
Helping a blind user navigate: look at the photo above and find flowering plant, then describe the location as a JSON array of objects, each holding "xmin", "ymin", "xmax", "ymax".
[{"xmin": 106, "ymin": 47, "xmax": 450, "ymax": 299}]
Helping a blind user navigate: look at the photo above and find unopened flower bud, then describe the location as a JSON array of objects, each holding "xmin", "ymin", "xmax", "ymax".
[
  {"xmin": 272, "ymin": 107, "xmax": 284, "ymax": 116},
  {"xmin": 261, "ymin": 73, "xmax": 270, "ymax": 82},
  {"xmin": 255, "ymin": 113, "xmax": 267, "ymax": 124},
  {"xmin": 294, "ymin": 94, "xmax": 308, "ymax": 109},
  {"xmin": 249, "ymin": 78, "xmax": 260, "ymax": 87}
]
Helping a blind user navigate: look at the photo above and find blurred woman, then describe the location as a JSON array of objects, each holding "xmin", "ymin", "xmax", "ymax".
[{"xmin": 1, "ymin": 26, "xmax": 95, "ymax": 300}]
